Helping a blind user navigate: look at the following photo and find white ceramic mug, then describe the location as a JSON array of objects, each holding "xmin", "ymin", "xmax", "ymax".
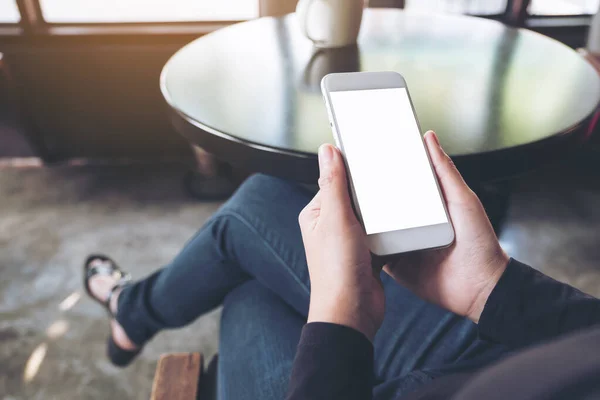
[{"xmin": 296, "ymin": 0, "xmax": 364, "ymax": 48}]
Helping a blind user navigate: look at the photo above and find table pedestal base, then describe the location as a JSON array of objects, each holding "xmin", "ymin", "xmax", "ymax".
[{"xmin": 183, "ymin": 146, "xmax": 240, "ymax": 201}]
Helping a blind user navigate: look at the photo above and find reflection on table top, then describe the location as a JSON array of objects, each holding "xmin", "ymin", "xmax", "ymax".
[{"xmin": 162, "ymin": 9, "xmax": 600, "ymax": 158}]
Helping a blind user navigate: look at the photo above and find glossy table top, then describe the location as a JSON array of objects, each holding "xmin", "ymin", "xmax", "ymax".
[{"xmin": 162, "ymin": 9, "xmax": 600, "ymax": 181}]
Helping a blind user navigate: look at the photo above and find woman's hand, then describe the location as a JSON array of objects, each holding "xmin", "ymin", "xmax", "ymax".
[
  {"xmin": 299, "ymin": 144, "xmax": 385, "ymax": 342},
  {"xmin": 384, "ymin": 131, "xmax": 509, "ymax": 323}
]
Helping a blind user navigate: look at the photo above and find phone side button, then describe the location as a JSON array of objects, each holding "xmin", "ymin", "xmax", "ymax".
[{"xmin": 332, "ymin": 131, "xmax": 341, "ymax": 148}]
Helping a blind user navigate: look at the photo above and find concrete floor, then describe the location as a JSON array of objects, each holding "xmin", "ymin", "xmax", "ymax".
[
  {"xmin": 0, "ymin": 163, "xmax": 222, "ymax": 399},
  {"xmin": 1, "ymin": 157, "xmax": 599, "ymax": 399}
]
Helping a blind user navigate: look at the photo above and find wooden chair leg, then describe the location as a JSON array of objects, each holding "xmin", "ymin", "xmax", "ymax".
[{"xmin": 151, "ymin": 353, "xmax": 203, "ymax": 400}]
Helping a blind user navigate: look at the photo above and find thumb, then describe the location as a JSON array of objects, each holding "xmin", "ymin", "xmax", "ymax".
[
  {"xmin": 424, "ymin": 131, "xmax": 474, "ymax": 204},
  {"xmin": 317, "ymin": 144, "xmax": 353, "ymax": 214}
]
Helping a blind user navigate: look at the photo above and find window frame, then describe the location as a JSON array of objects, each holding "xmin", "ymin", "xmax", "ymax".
[
  {"xmin": 0, "ymin": 0, "xmax": 595, "ymax": 39},
  {"xmin": 3, "ymin": 0, "xmax": 257, "ymax": 39},
  {"xmin": 527, "ymin": 14, "xmax": 592, "ymax": 28}
]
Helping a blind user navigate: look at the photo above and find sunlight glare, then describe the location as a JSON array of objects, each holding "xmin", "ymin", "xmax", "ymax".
[
  {"xmin": 46, "ymin": 320, "xmax": 70, "ymax": 339},
  {"xmin": 59, "ymin": 291, "xmax": 81, "ymax": 311},
  {"xmin": 41, "ymin": 0, "xmax": 259, "ymax": 23},
  {"xmin": 23, "ymin": 343, "xmax": 48, "ymax": 383}
]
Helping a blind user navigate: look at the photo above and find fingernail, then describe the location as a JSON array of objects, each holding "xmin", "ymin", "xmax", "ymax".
[
  {"xmin": 318, "ymin": 144, "xmax": 334, "ymax": 170},
  {"xmin": 426, "ymin": 131, "xmax": 439, "ymax": 146}
]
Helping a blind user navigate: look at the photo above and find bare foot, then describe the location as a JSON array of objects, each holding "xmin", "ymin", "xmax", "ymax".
[{"xmin": 88, "ymin": 259, "xmax": 139, "ymax": 351}]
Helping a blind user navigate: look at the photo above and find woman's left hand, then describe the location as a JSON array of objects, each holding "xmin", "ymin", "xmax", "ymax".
[{"xmin": 299, "ymin": 144, "xmax": 385, "ymax": 342}]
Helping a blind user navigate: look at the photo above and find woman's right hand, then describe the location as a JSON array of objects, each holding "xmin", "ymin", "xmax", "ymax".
[{"xmin": 384, "ymin": 131, "xmax": 509, "ymax": 323}]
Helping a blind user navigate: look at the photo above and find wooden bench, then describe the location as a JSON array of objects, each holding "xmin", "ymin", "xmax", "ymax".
[{"xmin": 151, "ymin": 353, "xmax": 215, "ymax": 400}]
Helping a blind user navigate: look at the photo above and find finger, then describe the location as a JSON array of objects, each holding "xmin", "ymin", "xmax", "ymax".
[
  {"xmin": 383, "ymin": 261, "xmax": 420, "ymax": 291},
  {"xmin": 424, "ymin": 131, "xmax": 474, "ymax": 204},
  {"xmin": 382, "ymin": 250, "xmax": 426, "ymax": 284},
  {"xmin": 317, "ymin": 144, "xmax": 353, "ymax": 214},
  {"xmin": 298, "ymin": 191, "xmax": 323, "ymax": 233},
  {"xmin": 372, "ymin": 265, "xmax": 384, "ymax": 289}
]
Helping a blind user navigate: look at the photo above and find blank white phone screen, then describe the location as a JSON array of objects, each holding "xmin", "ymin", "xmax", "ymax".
[{"xmin": 329, "ymin": 88, "xmax": 447, "ymax": 235}]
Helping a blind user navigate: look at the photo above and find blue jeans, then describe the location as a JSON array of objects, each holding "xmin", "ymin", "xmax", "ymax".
[{"xmin": 116, "ymin": 174, "xmax": 508, "ymax": 399}]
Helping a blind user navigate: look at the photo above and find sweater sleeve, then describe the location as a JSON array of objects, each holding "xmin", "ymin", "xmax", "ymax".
[
  {"xmin": 479, "ymin": 258, "xmax": 600, "ymax": 348},
  {"xmin": 286, "ymin": 322, "xmax": 374, "ymax": 400}
]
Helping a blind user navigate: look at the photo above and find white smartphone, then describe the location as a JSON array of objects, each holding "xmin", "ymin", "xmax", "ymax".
[{"xmin": 321, "ymin": 71, "xmax": 454, "ymax": 256}]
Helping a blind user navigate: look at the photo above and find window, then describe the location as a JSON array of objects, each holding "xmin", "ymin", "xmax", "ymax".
[
  {"xmin": 405, "ymin": 0, "xmax": 507, "ymax": 16},
  {"xmin": 0, "ymin": 0, "xmax": 21, "ymax": 23},
  {"xmin": 39, "ymin": 0, "xmax": 259, "ymax": 23},
  {"xmin": 530, "ymin": 0, "xmax": 599, "ymax": 15}
]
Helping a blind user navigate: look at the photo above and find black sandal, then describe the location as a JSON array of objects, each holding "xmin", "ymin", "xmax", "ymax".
[{"xmin": 84, "ymin": 254, "xmax": 142, "ymax": 367}]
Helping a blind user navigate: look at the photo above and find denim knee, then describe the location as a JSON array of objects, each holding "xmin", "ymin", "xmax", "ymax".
[{"xmin": 219, "ymin": 174, "xmax": 311, "ymax": 217}]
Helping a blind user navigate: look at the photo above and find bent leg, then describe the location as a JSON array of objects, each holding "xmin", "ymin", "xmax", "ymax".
[
  {"xmin": 373, "ymin": 273, "xmax": 508, "ymax": 397},
  {"xmin": 115, "ymin": 172, "xmax": 505, "ymax": 391},
  {"xmin": 116, "ymin": 175, "xmax": 313, "ymax": 345},
  {"xmin": 218, "ymin": 280, "xmax": 304, "ymax": 400}
]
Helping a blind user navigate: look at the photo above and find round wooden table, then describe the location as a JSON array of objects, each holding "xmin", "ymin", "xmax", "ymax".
[{"xmin": 161, "ymin": 9, "xmax": 600, "ymax": 184}]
